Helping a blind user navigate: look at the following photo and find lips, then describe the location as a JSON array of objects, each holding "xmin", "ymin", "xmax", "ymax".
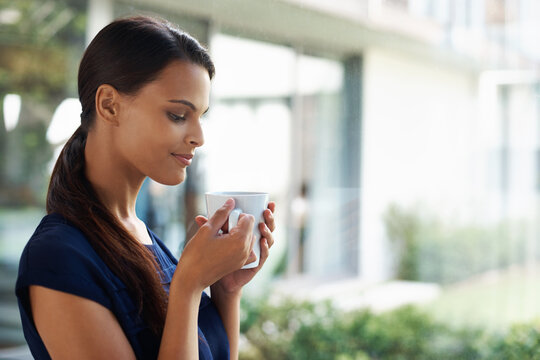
[{"xmin": 172, "ymin": 153, "xmax": 193, "ymax": 166}]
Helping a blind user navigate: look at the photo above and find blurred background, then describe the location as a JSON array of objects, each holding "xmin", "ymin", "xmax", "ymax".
[{"xmin": 1, "ymin": 0, "xmax": 540, "ymax": 359}]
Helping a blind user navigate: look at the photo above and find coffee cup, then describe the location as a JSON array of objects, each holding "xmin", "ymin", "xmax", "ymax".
[{"xmin": 205, "ymin": 191, "xmax": 269, "ymax": 269}]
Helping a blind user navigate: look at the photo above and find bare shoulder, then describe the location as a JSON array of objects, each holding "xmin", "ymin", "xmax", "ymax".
[{"xmin": 29, "ymin": 285, "xmax": 137, "ymax": 360}]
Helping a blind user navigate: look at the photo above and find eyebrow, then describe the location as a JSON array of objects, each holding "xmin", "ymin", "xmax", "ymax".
[{"xmin": 168, "ymin": 99, "xmax": 209, "ymax": 114}]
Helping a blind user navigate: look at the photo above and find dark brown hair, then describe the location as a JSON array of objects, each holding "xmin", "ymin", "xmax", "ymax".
[{"xmin": 46, "ymin": 16, "xmax": 215, "ymax": 336}]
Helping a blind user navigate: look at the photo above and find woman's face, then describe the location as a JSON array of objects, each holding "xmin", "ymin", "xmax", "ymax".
[{"xmin": 114, "ymin": 60, "xmax": 211, "ymax": 186}]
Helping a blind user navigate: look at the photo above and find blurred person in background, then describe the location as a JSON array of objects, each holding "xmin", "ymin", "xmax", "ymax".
[{"xmin": 14, "ymin": 15, "xmax": 276, "ymax": 360}]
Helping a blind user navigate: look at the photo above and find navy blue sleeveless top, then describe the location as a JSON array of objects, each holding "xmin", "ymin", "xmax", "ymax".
[{"xmin": 15, "ymin": 213, "xmax": 230, "ymax": 359}]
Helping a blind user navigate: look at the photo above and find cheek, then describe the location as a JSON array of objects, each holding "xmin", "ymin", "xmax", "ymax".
[
  {"xmin": 117, "ymin": 109, "xmax": 184, "ymax": 168},
  {"xmin": 115, "ymin": 116, "xmax": 156, "ymax": 163},
  {"xmin": 121, "ymin": 126, "xmax": 151, "ymax": 156},
  {"xmin": 135, "ymin": 125, "xmax": 180, "ymax": 169},
  {"xmin": 122, "ymin": 111, "xmax": 163, "ymax": 147}
]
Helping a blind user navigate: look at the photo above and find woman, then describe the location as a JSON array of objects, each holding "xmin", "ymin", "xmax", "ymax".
[{"xmin": 15, "ymin": 16, "xmax": 276, "ymax": 360}]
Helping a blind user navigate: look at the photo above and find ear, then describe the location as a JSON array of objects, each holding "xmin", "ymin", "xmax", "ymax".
[{"xmin": 95, "ymin": 84, "xmax": 120, "ymax": 126}]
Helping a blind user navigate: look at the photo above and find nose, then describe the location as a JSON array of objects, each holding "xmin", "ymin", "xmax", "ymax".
[{"xmin": 185, "ymin": 119, "xmax": 204, "ymax": 147}]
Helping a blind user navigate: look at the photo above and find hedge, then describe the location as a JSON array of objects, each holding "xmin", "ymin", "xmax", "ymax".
[{"xmin": 240, "ymin": 298, "xmax": 540, "ymax": 360}]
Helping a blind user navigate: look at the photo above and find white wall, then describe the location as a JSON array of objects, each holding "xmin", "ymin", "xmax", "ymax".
[{"xmin": 360, "ymin": 48, "xmax": 478, "ymax": 281}]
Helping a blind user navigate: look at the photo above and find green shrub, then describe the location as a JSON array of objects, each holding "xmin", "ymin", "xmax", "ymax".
[
  {"xmin": 383, "ymin": 204, "xmax": 421, "ymax": 281},
  {"xmin": 239, "ymin": 298, "xmax": 505, "ymax": 359},
  {"xmin": 483, "ymin": 321, "xmax": 540, "ymax": 360},
  {"xmin": 383, "ymin": 204, "xmax": 531, "ymax": 284},
  {"xmin": 240, "ymin": 298, "xmax": 335, "ymax": 359}
]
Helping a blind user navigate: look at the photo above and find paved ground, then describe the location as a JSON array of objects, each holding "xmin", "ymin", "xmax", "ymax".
[{"xmin": 272, "ymin": 275, "xmax": 441, "ymax": 312}]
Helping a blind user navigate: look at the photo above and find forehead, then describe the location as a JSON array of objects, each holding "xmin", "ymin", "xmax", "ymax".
[{"xmin": 139, "ymin": 60, "xmax": 211, "ymax": 108}]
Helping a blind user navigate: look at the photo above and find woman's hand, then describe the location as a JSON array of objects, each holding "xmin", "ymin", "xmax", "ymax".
[
  {"xmin": 172, "ymin": 199, "xmax": 256, "ymax": 292},
  {"xmin": 195, "ymin": 201, "xmax": 276, "ymax": 295}
]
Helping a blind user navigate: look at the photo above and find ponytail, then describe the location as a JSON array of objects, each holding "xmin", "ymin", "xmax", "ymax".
[{"xmin": 47, "ymin": 125, "xmax": 168, "ymax": 336}]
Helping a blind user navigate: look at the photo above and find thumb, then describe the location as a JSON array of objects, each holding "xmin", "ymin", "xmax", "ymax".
[
  {"xmin": 206, "ymin": 198, "xmax": 235, "ymax": 232},
  {"xmin": 195, "ymin": 215, "xmax": 208, "ymax": 228}
]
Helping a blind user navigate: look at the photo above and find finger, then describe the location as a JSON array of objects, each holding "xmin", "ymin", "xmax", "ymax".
[
  {"xmin": 259, "ymin": 223, "xmax": 274, "ymax": 248},
  {"xmin": 223, "ymin": 212, "xmax": 249, "ymax": 233},
  {"xmin": 245, "ymin": 250, "xmax": 257, "ymax": 265},
  {"xmin": 206, "ymin": 198, "xmax": 235, "ymax": 232},
  {"xmin": 233, "ymin": 213, "xmax": 255, "ymax": 235},
  {"xmin": 221, "ymin": 220, "xmax": 229, "ymax": 234},
  {"xmin": 243, "ymin": 234, "xmax": 257, "ymax": 265},
  {"xmin": 267, "ymin": 201, "xmax": 276, "ymax": 214},
  {"xmin": 195, "ymin": 216, "xmax": 208, "ymax": 228},
  {"xmin": 257, "ymin": 238, "xmax": 270, "ymax": 269},
  {"xmin": 263, "ymin": 209, "xmax": 276, "ymax": 233},
  {"xmin": 249, "ymin": 233, "xmax": 256, "ymax": 252}
]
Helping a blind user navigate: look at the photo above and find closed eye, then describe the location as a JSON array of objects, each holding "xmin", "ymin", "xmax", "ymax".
[{"xmin": 167, "ymin": 112, "xmax": 186, "ymax": 122}]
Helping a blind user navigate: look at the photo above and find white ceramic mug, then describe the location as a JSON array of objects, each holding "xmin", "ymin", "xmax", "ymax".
[{"xmin": 205, "ymin": 191, "xmax": 269, "ymax": 269}]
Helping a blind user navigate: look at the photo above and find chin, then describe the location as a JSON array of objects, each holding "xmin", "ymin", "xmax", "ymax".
[{"xmin": 150, "ymin": 171, "xmax": 186, "ymax": 186}]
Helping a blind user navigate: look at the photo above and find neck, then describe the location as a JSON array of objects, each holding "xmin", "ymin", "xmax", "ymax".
[{"xmin": 84, "ymin": 130, "xmax": 145, "ymax": 222}]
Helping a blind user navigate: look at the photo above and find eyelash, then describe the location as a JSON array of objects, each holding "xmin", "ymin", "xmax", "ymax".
[{"xmin": 168, "ymin": 112, "xmax": 186, "ymax": 122}]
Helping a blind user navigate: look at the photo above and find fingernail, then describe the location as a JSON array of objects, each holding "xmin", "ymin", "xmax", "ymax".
[{"xmin": 224, "ymin": 198, "xmax": 234, "ymax": 206}]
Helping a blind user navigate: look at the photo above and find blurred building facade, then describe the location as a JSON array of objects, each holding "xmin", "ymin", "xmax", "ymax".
[
  {"xmin": 105, "ymin": 0, "xmax": 538, "ymax": 283},
  {"xmin": 1, "ymin": 0, "xmax": 540, "ymax": 350}
]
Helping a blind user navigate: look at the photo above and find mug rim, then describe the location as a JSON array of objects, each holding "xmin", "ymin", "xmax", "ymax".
[{"xmin": 205, "ymin": 191, "xmax": 268, "ymax": 196}]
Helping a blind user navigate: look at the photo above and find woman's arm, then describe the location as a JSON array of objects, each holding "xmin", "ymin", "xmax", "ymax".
[
  {"xmin": 210, "ymin": 287, "xmax": 242, "ymax": 359},
  {"xmin": 158, "ymin": 276, "xmax": 203, "ymax": 360},
  {"xmin": 30, "ymin": 200, "xmax": 255, "ymax": 360},
  {"xmin": 158, "ymin": 199, "xmax": 255, "ymax": 359},
  {"xmin": 30, "ymin": 278, "xmax": 204, "ymax": 360},
  {"xmin": 30, "ymin": 285, "xmax": 137, "ymax": 360},
  {"xmin": 29, "ymin": 272, "xmax": 227, "ymax": 360}
]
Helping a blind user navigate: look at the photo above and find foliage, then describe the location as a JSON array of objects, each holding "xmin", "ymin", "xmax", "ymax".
[
  {"xmin": 0, "ymin": 0, "xmax": 86, "ymax": 206},
  {"xmin": 240, "ymin": 297, "xmax": 540, "ymax": 360},
  {"xmin": 483, "ymin": 321, "xmax": 540, "ymax": 360},
  {"xmin": 0, "ymin": 0, "xmax": 86, "ymax": 98},
  {"xmin": 383, "ymin": 204, "xmax": 530, "ymax": 284},
  {"xmin": 383, "ymin": 204, "xmax": 421, "ymax": 280},
  {"xmin": 0, "ymin": 119, "xmax": 52, "ymax": 206}
]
